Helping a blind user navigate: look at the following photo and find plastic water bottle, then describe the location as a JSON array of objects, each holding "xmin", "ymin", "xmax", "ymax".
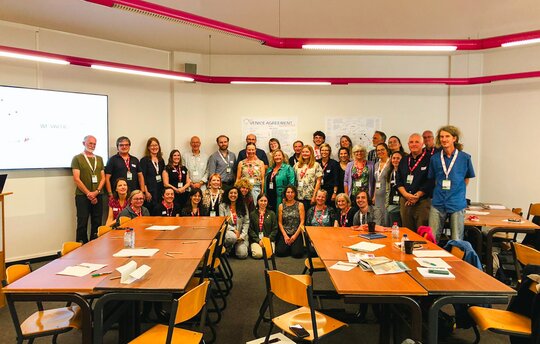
[
  {"xmin": 123, "ymin": 228, "xmax": 131, "ymax": 248},
  {"xmin": 392, "ymin": 222, "xmax": 400, "ymax": 240},
  {"xmin": 130, "ymin": 228, "xmax": 135, "ymax": 248},
  {"xmin": 401, "ymin": 234, "xmax": 408, "ymax": 252}
]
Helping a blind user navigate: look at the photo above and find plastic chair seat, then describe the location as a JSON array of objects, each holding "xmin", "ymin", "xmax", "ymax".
[
  {"xmin": 128, "ymin": 324, "xmax": 202, "ymax": 344},
  {"xmin": 21, "ymin": 305, "xmax": 81, "ymax": 336},
  {"xmin": 273, "ymin": 306, "xmax": 346, "ymax": 341},
  {"xmin": 468, "ymin": 306, "xmax": 531, "ymax": 336},
  {"xmin": 304, "ymin": 257, "xmax": 325, "ymax": 271}
]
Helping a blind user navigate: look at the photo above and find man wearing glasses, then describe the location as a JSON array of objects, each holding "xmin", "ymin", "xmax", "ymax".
[{"xmin": 105, "ymin": 136, "xmax": 147, "ymax": 200}]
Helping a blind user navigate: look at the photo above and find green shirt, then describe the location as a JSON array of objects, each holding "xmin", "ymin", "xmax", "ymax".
[{"xmin": 71, "ymin": 153, "xmax": 104, "ymax": 196}]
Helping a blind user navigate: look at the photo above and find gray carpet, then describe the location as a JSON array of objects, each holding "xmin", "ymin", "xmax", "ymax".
[{"xmin": 0, "ymin": 256, "xmax": 510, "ymax": 343}]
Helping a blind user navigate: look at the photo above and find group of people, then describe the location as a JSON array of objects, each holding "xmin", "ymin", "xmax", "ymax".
[{"xmin": 72, "ymin": 125, "xmax": 474, "ymax": 259}]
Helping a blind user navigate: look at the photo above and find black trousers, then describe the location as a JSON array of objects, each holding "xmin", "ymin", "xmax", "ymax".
[
  {"xmin": 275, "ymin": 231, "xmax": 305, "ymax": 258},
  {"xmin": 75, "ymin": 194, "xmax": 103, "ymax": 243}
]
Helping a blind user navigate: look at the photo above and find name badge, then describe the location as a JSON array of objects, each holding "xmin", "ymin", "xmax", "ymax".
[
  {"xmin": 182, "ymin": 170, "xmax": 186, "ymax": 174},
  {"xmin": 406, "ymin": 175, "xmax": 414, "ymax": 184},
  {"xmin": 298, "ymin": 181, "xmax": 304, "ymax": 188},
  {"xmin": 393, "ymin": 195, "xmax": 400, "ymax": 203},
  {"xmin": 226, "ymin": 167, "xmax": 231, "ymax": 173},
  {"xmin": 258, "ymin": 232, "xmax": 264, "ymax": 240},
  {"xmin": 126, "ymin": 171, "xmax": 133, "ymax": 180},
  {"xmin": 249, "ymin": 178, "xmax": 255, "ymax": 185},
  {"xmin": 192, "ymin": 170, "xmax": 199, "ymax": 176},
  {"xmin": 442, "ymin": 179, "xmax": 451, "ymax": 190},
  {"xmin": 355, "ymin": 181, "xmax": 362, "ymax": 187},
  {"xmin": 421, "ymin": 166, "xmax": 427, "ymax": 171},
  {"xmin": 91, "ymin": 174, "xmax": 98, "ymax": 184},
  {"xmin": 375, "ymin": 182, "xmax": 381, "ymax": 189},
  {"xmin": 162, "ymin": 211, "xmax": 167, "ymax": 215},
  {"xmin": 269, "ymin": 182, "xmax": 274, "ymax": 190},
  {"xmin": 131, "ymin": 164, "xmax": 136, "ymax": 168},
  {"xmin": 113, "ymin": 207, "xmax": 119, "ymax": 212},
  {"xmin": 210, "ymin": 211, "xmax": 216, "ymax": 217},
  {"xmin": 178, "ymin": 182, "xmax": 184, "ymax": 188},
  {"xmin": 155, "ymin": 175, "xmax": 162, "ymax": 182},
  {"xmin": 321, "ymin": 179, "xmax": 324, "ymax": 186},
  {"xmin": 254, "ymin": 165, "xmax": 259, "ymax": 170},
  {"xmin": 326, "ymin": 170, "xmax": 331, "ymax": 173}
]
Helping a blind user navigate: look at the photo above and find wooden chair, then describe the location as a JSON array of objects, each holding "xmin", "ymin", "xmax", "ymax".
[
  {"xmin": 97, "ymin": 225, "xmax": 112, "ymax": 237},
  {"xmin": 129, "ymin": 280, "xmax": 210, "ymax": 344},
  {"xmin": 118, "ymin": 216, "xmax": 131, "ymax": 225},
  {"xmin": 264, "ymin": 270, "xmax": 347, "ymax": 343},
  {"xmin": 302, "ymin": 231, "xmax": 326, "ymax": 276},
  {"xmin": 527, "ymin": 203, "xmax": 540, "ymax": 220},
  {"xmin": 450, "ymin": 245, "xmax": 465, "ymax": 260},
  {"xmin": 2, "ymin": 264, "xmax": 82, "ymax": 344},
  {"xmin": 253, "ymin": 237, "xmax": 312, "ymax": 338},
  {"xmin": 468, "ymin": 280, "xmax": 539, "ymax": 344},
  {"xmin": 512, "ymin": 242, "xmax": 540, "ymax": 283},
  {"xmin": 59, "ymin": 241, "xmax": 82, "ymax": 257}
]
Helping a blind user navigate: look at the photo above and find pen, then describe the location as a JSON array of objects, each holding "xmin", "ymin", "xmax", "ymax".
[
  {"xmin": 342, "ymin": 245, "xmax": 369, "ymax": 252},
  {"xmin": 337, "ymin": 262, "xmax": 357, "ymax": 267},
  {"xmin": 166, "ymin": 251, "xmax": 183, "ymax": 254},
  {"xmin": 182, "ymin": 242, "xmax": 198, "ymax": 244},
  {"xmin": 422, "ymin": 260, "xmax": 437, "ymax": 266},
  {"xmin": 92, "ymin": 271, "xmax": 112, "ymax": 277},
  {"xmin": 165, "ymin": 253, "xmax": 175, "ymax": 258},
  {"xmin": 109, "ymin": 276, "xmax": 121, "ymax": 280}
]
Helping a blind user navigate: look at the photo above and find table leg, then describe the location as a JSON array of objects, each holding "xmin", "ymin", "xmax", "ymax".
[{"xmin": 427, "ymin": 295, "xmax": 509, "ymax": 344}]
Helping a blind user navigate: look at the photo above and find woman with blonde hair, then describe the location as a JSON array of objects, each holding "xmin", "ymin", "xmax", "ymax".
[
  {"xmin": 265, "ymin": 149, "xmax": 296, "ymax": 211},
  {"xmin": 344, "ymin": 144, "xmax": 375, "ymax": 200},
  {"xmin": 116, "ymin": 189, "xmax": 150, "ymax": 225},
  {"xmin": 235, "ymin": 178, "xmax": 255, "ymax": 213},
  {"xmin": 293, "ymin": 144, "xmax": 323, "ymax": 211}
]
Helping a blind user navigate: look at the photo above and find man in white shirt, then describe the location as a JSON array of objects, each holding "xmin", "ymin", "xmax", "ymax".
[{"xmin": 184, "ymin": 136, "xmax": 208, "ymax": 190}]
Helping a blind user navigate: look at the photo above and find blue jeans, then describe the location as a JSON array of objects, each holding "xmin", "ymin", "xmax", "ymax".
[
  {"xmin": 251, "ymin": 184, "xmax": 261, "ymax": 203},
  {"xmin": 429, "ymin": 206, "xmax": 465, "ymax": 241}
]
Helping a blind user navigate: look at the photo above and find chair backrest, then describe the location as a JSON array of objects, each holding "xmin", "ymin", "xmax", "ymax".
[
  {"xmin": 451, "ymin": 246, "xmax": 465, "ymax": 260},
  {"xmin": 60, "ymin": 241, "xmax": 82, "ymax": 256},
  {"xmin": 97, "ymin": 225, "xmax": 112, "ymax": 237},
  {"xmin": 173, "ymin": 280, "xmax": 210, "ymax": 324},
  {"xmin": 119, "ymin": 216, "xmax": 131, "ymax": 225},
  {"xmin": 204, "ymin": 239, "xmax": 217, "ymax": 268},
  {"xmin": 261, "ymin": 236, "xmax": 276, "ymax": 270},
  {"xmin": 5, "ymin": 264, "xmax": 31, "ymax": 285},
  {"xmin": 528, "ymin": 203, "xmax": 540, "ymax": 219},
  {"xmin": 512, "ymin": 208, "xmax": 523, "ymax": 217},
  {"xmin": 512, "ymin": 242, "xmax": 540, "ymax": 282},
  {"xmin": 266, "ymin": 270, "xmax": 310, "ymax": 308}
]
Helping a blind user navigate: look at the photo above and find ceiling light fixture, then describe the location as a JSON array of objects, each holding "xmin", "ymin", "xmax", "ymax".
[
  {"xmin": 302, "ymin": 44, "xmax": 457, "ymax": 52},
  {"xmin": 231, "ymin": 81, "xmax": 331, "ymax": 86},
  {"xmin": 501, "ymin": 38, "xmax": 540, "ymax": 48},
  {"xmin": 91, "ymin": 64, "xmax": 194, "ymax": 81},
  {"xmin": 0, "ymin": 50, "xmax": 69, "ymax": 65}
]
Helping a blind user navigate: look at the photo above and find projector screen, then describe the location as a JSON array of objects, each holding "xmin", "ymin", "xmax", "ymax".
[{"xmin": 0, "ymin": 85, "xmax": 108, "ymax": 169}]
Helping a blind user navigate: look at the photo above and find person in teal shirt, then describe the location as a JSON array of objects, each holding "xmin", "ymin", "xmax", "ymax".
[{"xmin": 265, "ymin": 149, "xmax": 296, "ymax": 211}]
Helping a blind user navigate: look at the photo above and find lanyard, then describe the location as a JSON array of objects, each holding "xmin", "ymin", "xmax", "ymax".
[
  {"xmin": 123, "ymin": 156, "xmax": 131, "ymax": 172},
  {"xmin": 210, "ymin": 191, "xmax": 220, "ymax": 209},
  {"xmin": 259, "ymin": 210, "xmax": 265, "ymax": 231},
  {"xmin": 191, "ymin": 208, "xmax": 199, "ymax": 217},
  {"xmin": 219, "ymin": 151, "xmax": 230, "ymax": 167},
  {"xmin": 162, "ymin": 201, "xmax": 173, "ymax": 216},
  {"xmin": 271, "ymin": 166, "xmax": 279, "ymax": 180},
  {"xmin": 131, "ymin": 206, "xmax": 142, "ymax": 217},
  {"xmin": 441, "ymin": 149, "xmax": 459, "ymax": 180},
  {"xmin": 375, "ymin": 159, "xmax": 388, "ymax": 181},
  {"xmin": 299, "ymin": 166, "xmax": 309, "ymax": 179},
  {"xmin": 83, "ymin": 153, "xmax": 97, "ymax": 172},
  {"xmin": 340, "ymin": 208, "xmax": 350, "ymax": 227},
  {"xmin": 314, "ymin": 206, "xmax": 326, "ymax": 225},
  {"xmin": 231, "ymin": 211, "xmax": 237, "ymax": 225},
  {"xmin": 153, "ymin": 160, "xmax": 159, "ymax": 174},
  {"xmin": 391, "ymin": 170, "xmax": 397, "ymax": 184},
  {"xmin": 408, "ymin": 150, "xmax": 426, "ymax": 174}
]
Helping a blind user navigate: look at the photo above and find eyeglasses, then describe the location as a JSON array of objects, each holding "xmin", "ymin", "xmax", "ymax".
[
  {"xmin": 132, "ymin": 197, "xmax": 144, "ymax": 201},
  {"xmin": 118, "ymin": 143, "xmax": 131, "ymax": 147}
]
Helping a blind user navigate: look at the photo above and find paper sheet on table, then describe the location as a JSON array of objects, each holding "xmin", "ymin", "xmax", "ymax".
[
  {"xmin": 346, "ymin": 252, "xmax": 374, "ymax": 264},
  {"xmin": 414, "ymin": 258, "xmax": 452, "ymax": 269},
  {"xmin": 113, "ymin": 248, "xmax": 159, "ymax": 257},
  {"xmin": 465, "ymin": 210, "xmax": 490, "ymax": 215},
  {"xmin": 413, "ymin": 250, "xmax": 453, "ymax": 258},
  {"xmin": 146, "ymin": 225, "xmax": 179, "ymax": 231},
  {"xmin": 417, "ymin": 267, "xmax": 455, "ymax": 279},
  {"xmin": 329, "ymin": 261, "xmax": 357, "ymax": 271},
  {"xmin": 502, "ymin": 219, "xmax": 524, "ymax": 224},
  {"xmin": 371, "ymin": 261, "xmax": 406, "ymax": 275},
  {"xmin": 348, "ymin": 241, "xmax": 385, "ymax": 252},
  {"xmin": 116, "ymin": 260, "xmax": 151, "ymax": 284},
  {"xmin": 486, "ymin": 204, "xmax": 505, "ymax": 210},
  {"xmin": 57, "ymin": 263, "xmax": 107, "ymax": 277}
]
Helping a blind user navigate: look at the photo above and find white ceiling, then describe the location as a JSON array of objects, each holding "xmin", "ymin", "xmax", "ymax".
[{"xmin": 1, "ymin": 0, "xmax": 540, "ymax": 55}]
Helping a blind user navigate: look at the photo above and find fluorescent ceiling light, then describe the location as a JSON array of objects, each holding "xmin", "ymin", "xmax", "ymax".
[
  {"xmin": 0, "ymin": 51, "xmax": 69, "ymax": 65},
  {"xmin": 501, "ymin": 38, "xmax": 540, "ymax": 47},
  {"xmin": 91, "ymin": 64, "xmax": 194, "ymax": 82},
  {"xmin": 302, "ymin": 44, "xmax": 457, "ymax": 52},
  {"xmin": 231, "ymin": 81, "xmax": 331, "ymax": 85}
]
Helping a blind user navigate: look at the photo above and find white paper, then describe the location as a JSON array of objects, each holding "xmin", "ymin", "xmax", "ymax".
[
  {"xmin": 56, "ymin": 263, "xmax": 107, "ymax": 277},
  {"xmin": 146, "ymin": 225, "xmax": 179, "ymax": 231},
  {"xmin": 346, "ymin": 252, "xmax": 374, "ymax": 264},
  {"xmin": 465, "ymin": 210, "xmax": 490, "ymax": 215},
  {"xmin": 417, "ymin": 267, "xmax": 455, "ymax": 279},
  {"xmin": 487, "ymin": 204, "xmax": 506, "ymax": 210},
  {"xmin": 116, "ymin": 260, "xmax": 151, "ymax": 284},
  {"xmin": 348, "ymin": 241, "xmax": 385, "ymax": 252},
  {"xmin": 414, "ymin": 258, "xmax": 452, "ymax": 269},
  {"xmin": 502, "ymin": 219, "xmax": 524, "ymax": 224},
  {"xmin": 413, "ymin": 250, "xmax": 453, "ymax": 258},
  {"xmin": 329, "ymin": 261, "xmax": 357, "ymax": 271},
  {"xmin": 113, "ymin": 248, "xmax": 159, "ymax": 257}
]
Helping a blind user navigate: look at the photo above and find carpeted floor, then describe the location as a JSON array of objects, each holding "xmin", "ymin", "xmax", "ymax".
[{"xmin": 0, "ymin": 256, "xmax": 510, "ymax": 343}]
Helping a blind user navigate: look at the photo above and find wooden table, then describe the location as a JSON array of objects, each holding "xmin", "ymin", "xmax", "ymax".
[
  {"xmin": 465, "ymin": 207, "xmax": 540, "ymax": 275},
  {"xmin": 2, "ymin": 216, "xmax": 225, "ymax": 344},
  {"xmin": 305, "ymin": 225, "xmax": 516, "ymax": 343}
]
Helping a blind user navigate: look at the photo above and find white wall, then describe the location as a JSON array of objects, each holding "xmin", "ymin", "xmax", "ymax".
[{"xmin": 4, "ymin": 18, "xmax": 538, "ymax": 260}]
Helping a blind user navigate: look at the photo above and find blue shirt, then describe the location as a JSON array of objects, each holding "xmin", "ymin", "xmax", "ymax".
[{"xmin": 428, "ymin": 149, "xmax": 475, "ymax": 213}]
